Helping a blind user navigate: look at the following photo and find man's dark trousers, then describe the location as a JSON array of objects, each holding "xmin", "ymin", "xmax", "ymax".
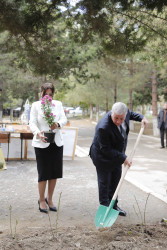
[
  {"xmin": 96, "ymin": 166, "xmax": 122, "ymax": 207},
  {"xmin": 160, "ymin": 123, "xmax": 167, "ymax": 147}
]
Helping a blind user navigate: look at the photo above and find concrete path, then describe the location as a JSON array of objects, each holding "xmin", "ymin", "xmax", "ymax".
[
  {"xmin": 0, "ymin": 118, "xmax": 167, "ymax": 232},
  {"xmin": 1, "ymin": 118, "xmax": 167, "ymax": 205},
  {"xmin": 125, "ymin": 132, "xmax": 167, "ymax": 204},
  {"xmin": 75, "ymin": 120, "xmax": 167, "ymax": 205}
]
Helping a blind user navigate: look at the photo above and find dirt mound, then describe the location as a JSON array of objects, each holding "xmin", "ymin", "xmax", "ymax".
[{"xmin": 1, "ymin": 222, "xmax": 167, "ymax": 250}]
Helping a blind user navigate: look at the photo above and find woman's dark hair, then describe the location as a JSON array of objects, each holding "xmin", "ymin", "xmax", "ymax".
[{"xmin": 41, "ymin": 82, "xmax": 55, "ymax": 98}]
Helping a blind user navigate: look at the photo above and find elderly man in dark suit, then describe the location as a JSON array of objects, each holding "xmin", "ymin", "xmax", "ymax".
[
  {"xmin": 157, "ymin": 102, "xmax": 167, "ymax": 148},
  {"xmin": 89, "ymin": 102, "xmax": 148, "ymax": 216}
]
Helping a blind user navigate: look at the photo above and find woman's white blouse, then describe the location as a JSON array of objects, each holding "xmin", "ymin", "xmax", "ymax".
[{"xmin": 29, "ymin": 100, "xmax": 67, "ymax": 148}]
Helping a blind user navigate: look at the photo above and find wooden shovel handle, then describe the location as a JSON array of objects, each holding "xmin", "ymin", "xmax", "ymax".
[{"xmin": 112, "ymin": 126, "xmax": 144, "ymax": 200}]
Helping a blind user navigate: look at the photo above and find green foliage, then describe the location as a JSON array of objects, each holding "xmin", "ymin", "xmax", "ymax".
[
  {"xmin": 157, "ymin": 76, "xmax": 167, "ymax": 101},
  {"xmin": 78, "ymin": 0, "xmax": 167, "ymax": 14},
  {"xmin": 54, "ymin": 90, "xmax": 66, "ymax": 102},
  {"xmin": 0, "ymin": 2, "xmax": 94, "ymax": 78},
  {"xmin": 0, "ymin": 31, "xmax": 43, "ymax": 108},
  {"xmin": 101, "ymin": 27, "xmax": 147, "ymax": 56},
  {"xmin": 69, "ymin": 1, "xmax": 167, "ymax": 58},
  {"xmin": 0, "ymin": 0, "xmax": 63, "ymax": 35},
  {"xmin": 78, "ymin": 101, "xmax": 89, "ymax": 110},
  {"xmin": 138, "ymin": 0, "xmax": 167, "ymax": 12},
  {"xmin": 0, "ymin": 0, "xmax": 166, "ymax": 80},
  {"xmin": 63, "ymin": 55, "xmax": 129, "ymax": 109},
  {"xmin": 0, "ymin": 0, "xmax": 167, "ymax": 112},
  {"xmin": 133, "ymin": 83, "xmax": 152, "ymax": 106},
  {"xmin": 9, "ymin": 205, "xmax": 18, "ymax": 240}
]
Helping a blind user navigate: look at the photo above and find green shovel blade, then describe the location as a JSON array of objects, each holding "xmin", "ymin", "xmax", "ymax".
[{"xmin": 95, "ymin": 200, "xmax": 119, "ymax": 228}]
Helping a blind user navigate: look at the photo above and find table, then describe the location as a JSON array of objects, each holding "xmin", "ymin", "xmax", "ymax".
[
  {"xmin": 0, "ymin": 125, "xmax": 78, "ymax": 161},
  {"xmin": 0, "ymin": 124, "xmax": 33, "ymax": 161}
]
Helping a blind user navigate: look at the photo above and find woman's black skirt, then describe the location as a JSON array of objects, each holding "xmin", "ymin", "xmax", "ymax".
[{"xmin": 34, "ymin": 143, "xmax": 63, "ymax": 182}]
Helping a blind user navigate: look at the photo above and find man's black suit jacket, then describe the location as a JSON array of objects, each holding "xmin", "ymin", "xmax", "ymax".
[
  {"xmin": 157, "ymin": 109, "xmax": 167, "ymax": 129},
  {"xmin": 89, "ymin": 110, "xmax": 143, "ymax": 171}
]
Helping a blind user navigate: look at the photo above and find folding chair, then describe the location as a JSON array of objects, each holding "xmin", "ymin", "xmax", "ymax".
[
  {"xmin": 20, "ymin": 133, "xmax": 33, "ymax": 160},
  {"xmin": 0, "ymin": 133, "xmax": 10, "ymax": 162}
]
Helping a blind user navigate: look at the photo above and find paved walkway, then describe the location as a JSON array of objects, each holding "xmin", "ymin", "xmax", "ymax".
[
  {"xmin": 0, "ymin": 118, "xmax": 167, "ymax": 231},
  {"xmin": 75, "ymin": 120, "xmax": 167, "ymax": 205},
  {"xmin": 125, "ymin": 133, "xmax": 167, "ymax": 204},
  {"xmin": 1, "ymin": 118, "xmax": 167, "ymax": 205}
]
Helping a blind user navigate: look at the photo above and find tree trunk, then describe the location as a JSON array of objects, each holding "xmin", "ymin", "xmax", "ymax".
[
  {"xmin": 90, "ymin": 103, "xmax": 93, "ymax": 120},
  {"xmin": 21, "ymin": 100, "xmax": 24, "ymax": 113},
  {"xmin": 0, "ymin": 81, "xmax": 3, "ymax": 121},
  {"xmin": 42, "ymin": 75, "xmax": 46, "ymax": 83},
  {"xmin": 105, "ymin": 96, "xmax": 109, "ymax": 112},
  {"xmin": 35, "ymin": 86, "xmax": 39, "ymax": 101},
  {"xmin": 151, "ymin": 70, "xmax": 159, "ymax": 136},
  {"xmin": 129, "ymin": 89, "xmax": 133, "ymax": 110},
  {"xmin": 152, "ymin": 70, "xmax": 157, "ymax": 116},
  {"xmin": 114, "ymin": 83, "xmax": 117, "ymax": 103},
  {"xmin": 142, "ymin": 104, "xmax": 146, "ymax": 115},
  {"xmin": 129, "ymin": 58, "xmax": 133, "ymax": 110},
  {"xmin": 96, "ymin": 104, "xmax": 99, "ymax": 122}
]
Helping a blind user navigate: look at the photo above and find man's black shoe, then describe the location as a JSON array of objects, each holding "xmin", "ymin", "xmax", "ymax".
[
  {"xmin": 114, "ymin": 206, "xmax": 126, "ymax": 216},
  {"xmin": 160, "ymin": 146, "xmax": 165, "ymax": 148}
]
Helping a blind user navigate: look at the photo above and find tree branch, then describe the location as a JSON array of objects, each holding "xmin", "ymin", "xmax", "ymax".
[
  {"xmin": 112, "ymin": 7, "xmax": 167, "ymax": 41},
  {"xmin": 133, "ymin": 9, "xmax": 167, "ymax": 22}
]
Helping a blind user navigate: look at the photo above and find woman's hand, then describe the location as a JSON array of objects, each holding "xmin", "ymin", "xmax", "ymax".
[
  {"xmin": 124, "ymin": 157, "xmax": 132, "ymax": 168},
  {"xmin": 37, "ymin": 131, "xmax": 47, "ymax": 143},
  {"xmin": 50, "ymin": 123, "xmax": 60, "ymax": 130}
]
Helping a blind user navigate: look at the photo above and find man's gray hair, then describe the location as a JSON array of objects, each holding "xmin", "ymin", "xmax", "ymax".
[{"xmin": 111, "ymin": 102, "xmax": 128, "ymax": 115}]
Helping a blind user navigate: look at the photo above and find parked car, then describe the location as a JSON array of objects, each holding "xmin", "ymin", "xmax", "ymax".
[
  {"xmin": 64, "ymin": 107, "xmax": 75, "ymax": 117},
  {"xmin": 74, "ymin": 107, "xmax": 83, "ymax": 116}
]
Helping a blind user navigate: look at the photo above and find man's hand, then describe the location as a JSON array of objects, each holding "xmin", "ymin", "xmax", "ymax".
[
  {"xmin": 141, "ymin": 117, "xmax": 148, "ymax": 128},
  {"xmin": 124, "ymin": 158, "xmax": 132, "ymax": 168}
]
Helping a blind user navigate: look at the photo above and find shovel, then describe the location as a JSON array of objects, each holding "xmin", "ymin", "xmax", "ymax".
[{"xmin": 95, "ymin": 126, "xmax": 144, "ymax": 228}]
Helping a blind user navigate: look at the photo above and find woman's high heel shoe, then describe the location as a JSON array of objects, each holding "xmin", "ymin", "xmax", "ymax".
[
  {"xmin": 45, "ymin": 198, "xmax": 57, "ymax": 212},
  {"xmin": 38, "ymin": 200, "xmax": 48, "ymax": 214}
]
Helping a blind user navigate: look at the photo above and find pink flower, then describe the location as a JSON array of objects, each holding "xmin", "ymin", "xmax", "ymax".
[
  {"xmin": 41, "ymin": 95, "xmax": 56, "ymax": 126},
  {"xmin": 52, "ymin": 103, "xmax": 55, "ymax": 107}
]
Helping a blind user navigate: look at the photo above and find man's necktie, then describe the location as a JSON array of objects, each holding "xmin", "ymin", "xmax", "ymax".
[{"xmin": 120, "ymin": 125, "xmax": 127, "ymax": 139}]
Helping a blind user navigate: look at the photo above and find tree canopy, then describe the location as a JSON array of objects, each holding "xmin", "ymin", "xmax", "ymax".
[{"xmin": 0, "ymin": 0, "xmax": 167, "ymax": 111}]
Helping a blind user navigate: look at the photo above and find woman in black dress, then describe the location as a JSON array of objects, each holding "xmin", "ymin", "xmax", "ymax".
[{"xmin": 29, "ymin": 82, "xmax": 67, "ymax": 213}]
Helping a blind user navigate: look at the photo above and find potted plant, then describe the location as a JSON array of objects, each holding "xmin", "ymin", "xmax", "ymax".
[{"xmin": 41, "ymin": 95, "xmax": 56, "ymax": 143}]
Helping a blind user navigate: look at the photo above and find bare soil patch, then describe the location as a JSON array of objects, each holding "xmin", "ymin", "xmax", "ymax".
[{"xmin": 1, "ymin": 222, "xmax": 167, "ymax": 250}]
